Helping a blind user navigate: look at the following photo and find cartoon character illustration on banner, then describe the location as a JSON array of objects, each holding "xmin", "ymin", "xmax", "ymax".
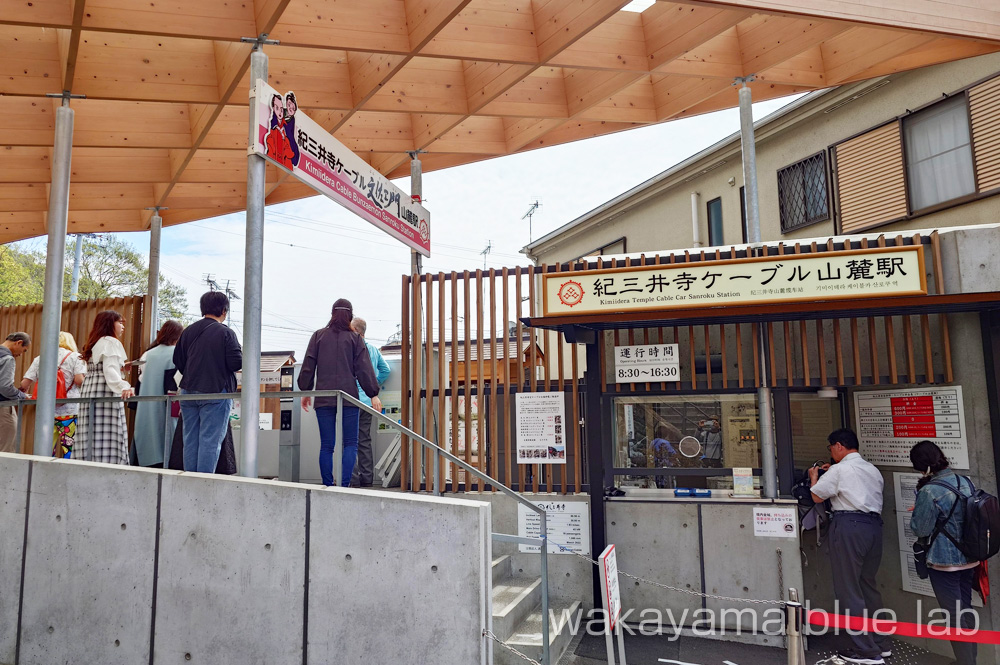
[
  {"xmin": 283, "ymin": 92, "xmax": 300, "ymax": 167},
  {"xmin": 264, "ymin": 92, "xmax": 296, "ymax": 169}
]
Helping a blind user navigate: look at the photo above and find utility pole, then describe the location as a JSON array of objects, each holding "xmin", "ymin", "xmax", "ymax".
[
  {"xmin": 522, "ymin": 201, "xmax": 541, "ymax": 243},
  {"xmin": 480, "ymin": 240, "xmax": 491, "ymax": 271},
  {"xmin": 69, "ymin": 234, "xmax": 84, "ymax": 301}
]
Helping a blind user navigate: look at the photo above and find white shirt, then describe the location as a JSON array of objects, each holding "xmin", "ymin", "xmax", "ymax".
[
  {"xmin": 810, "ymin": 452, "xmax": 884, "ymax": 513},
  {"xmin": 89, "ymin": 336, "xmax": 131, "ymax": 394}
]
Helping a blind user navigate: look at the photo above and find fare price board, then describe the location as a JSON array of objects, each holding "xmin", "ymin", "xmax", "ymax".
[
  {"xmin": 614, "ymin": 344, "xmax": 679, "ymax": 383},
  {"xmin": 855, "ymin": 387, "xmax": 968, "ymax": 468}
]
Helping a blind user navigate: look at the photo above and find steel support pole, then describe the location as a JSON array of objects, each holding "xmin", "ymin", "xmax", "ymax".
[
  {"xmin": 409, "ymin": 154, "xmax": 423, "ymax": 275},
  {"xmin": 738, "ymin": 79, "xmax": 778, "ymax": 498},
  {"xmin": 70, "ymin": 234, "xmax": 83, "ymax": 301},
  {"xmin": 33, "ymin": 101, "xmax": 74, "ymax": 456},
  {"xmin": 147, "ymin": 213, "xmax": 162, "ymax": 343},
  {"xmin": 335, "ymin": 392, "xmax": 344, "ymax": 487},
  {"xmin": 241, "ymin": 48, "xmax": 268, "ymax": 478},
  {"xmin": 540, "ymin": 512, "xmax": 551, "ymax": 665}
]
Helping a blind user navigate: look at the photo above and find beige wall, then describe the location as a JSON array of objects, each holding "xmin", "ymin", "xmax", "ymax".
[{"xmin": 533, "ymin": 52, "xmax": 1000, "ymax": 264}]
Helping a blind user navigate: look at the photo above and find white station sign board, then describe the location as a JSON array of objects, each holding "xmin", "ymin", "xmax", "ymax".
[{"xmin": 250, "ymin": 79, "xmax": 431, "ymax": 256}]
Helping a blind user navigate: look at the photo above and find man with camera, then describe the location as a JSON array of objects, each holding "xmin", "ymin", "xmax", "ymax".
[{"xmin": 808, "ymin": 428, "xmax": 892, "ymax": 665}]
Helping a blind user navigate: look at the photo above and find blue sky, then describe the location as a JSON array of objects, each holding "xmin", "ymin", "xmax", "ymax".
[{"xmin": 26, "ymin": 94, "xmax": 802, "ymax": 358}]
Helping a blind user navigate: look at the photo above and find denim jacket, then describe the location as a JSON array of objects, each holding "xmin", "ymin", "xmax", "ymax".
[{"xmin": 910, "ymin": 469, "xmax": 974, "ymax": 567}]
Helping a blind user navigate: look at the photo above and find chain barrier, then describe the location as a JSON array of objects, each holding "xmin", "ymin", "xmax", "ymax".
[
  {"xmin": 548, "ymin": 539, "xmax": 786, "ymax": 607},
  {"xmin": 483, "ymin": 629, "xmax": 541, "ymax": 665}
]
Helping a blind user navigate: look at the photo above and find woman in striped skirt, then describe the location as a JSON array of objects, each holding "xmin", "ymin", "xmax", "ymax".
[{"xmin": 75, "ymin": 311, "xmax": 135, "ymax": 464}]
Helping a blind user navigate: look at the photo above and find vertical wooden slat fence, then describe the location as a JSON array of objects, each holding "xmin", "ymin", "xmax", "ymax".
[{"xmin": 0, "ymin": 295, "xmax": 151, "ymax": 454}]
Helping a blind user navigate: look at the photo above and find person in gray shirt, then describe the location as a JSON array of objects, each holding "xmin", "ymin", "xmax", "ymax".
[{"xmin": 0, "ymin": 332, "xmax": 31, "ymax": 453}]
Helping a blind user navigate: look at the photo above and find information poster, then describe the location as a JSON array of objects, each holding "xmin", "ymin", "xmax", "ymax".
[
  {"xmin": 752, "ymin": 507, "xmax": 797, "ymax": 538},
  {"xmin": 732, "ymin": 467, "xmax": 755, "ymax": 497},
  {"xmin": 855, "ymin": 387, "xmax": 968, "ymax": 468},
  {"xmin": 613, "ymin": 344, "xmax": 679, "ymax": 383},
  {"xmin": 517, "ymin": 501, "xmax": 590, "ymax": 555},
  {"xmin": 516, "ymin": 392, "xmax": 567, "ymax": 464}
]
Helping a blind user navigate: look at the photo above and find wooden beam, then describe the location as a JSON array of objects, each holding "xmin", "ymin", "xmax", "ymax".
[
  {"xmin": 405, "ymin": 0, "xmax": 474, "ymax": 51},
  {"xmin": 564, "ymin": 68, "xmax": 647, "ymax": 116},
  {"xmin": 832, "ymin": 36, "xmax": 1000, "ymax": 85},
  {"xmin": 656, "ymin": 27, "xmax": 742, "ymax": 79},
  {"xmin": 652, "ymin": 74, "xmax": 732, "ymax": 120},
  {"xmin": 347, "ymin": 52, "xmax": 411, "ymax": 108},
  {"xmin": 422, "ymin": 0, "xmax": 538, "ymax": 62},
  {"xmin": 577, "ymin": 76, "xmax": 656, "ymax": 122},
  {"xmin": 737, "ymin": 13, "xmax": 850, "ymax": 74},
  {"xmin": 822, "ymin": 27, "xmax": 936, "ymax": 85},
  {"xmin": 84, "ymin": 0, "xmax": 254, "ymax": 41},
  {"xmin": 644, "ymin": 2, "xmax": 750, "ymax": 71},
  {"xmin": 548, "ymin": 11, "xmax": 648, "ymax": 72},
  {"xmin": 533, "ymin": 0, "xmax": 630, "ymax": 63},
  {"xmin": 463, "ymin": 60, "xmax": 537, "ymax": 113},
  {"xmin": 756, "ymin": 45, "xmax": 827, "ymax": 87},
  {"xmin": 60, "ymin": 0, "xmax": 86, "ymax": 91},
  {"xmin": 687, "ymin": 0, "xmax": 1000, "ymax": 43}
]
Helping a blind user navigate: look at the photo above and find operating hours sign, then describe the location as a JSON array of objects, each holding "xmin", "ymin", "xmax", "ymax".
[
  {"xmin": 614, "ymin": 344, "xmax": 679, "ymax": 383},
  {"xmin": 855, "ymin": 386, "xmax": 968, "ymax": 469}
]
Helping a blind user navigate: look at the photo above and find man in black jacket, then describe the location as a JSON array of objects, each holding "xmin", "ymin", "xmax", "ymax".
[{"xmin": 173, "ymin": 292, "xmax": 242, "ymax": 473}]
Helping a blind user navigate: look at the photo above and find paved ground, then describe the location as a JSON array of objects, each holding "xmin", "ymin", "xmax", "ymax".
[{"xmin": 558, "ymin": 632, "xmax": 955, "ymax": 665}]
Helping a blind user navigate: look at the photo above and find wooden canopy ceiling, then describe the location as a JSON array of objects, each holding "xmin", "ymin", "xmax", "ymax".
[{"xmin": 2, "ymin": 0, "xmax": 1000, "ymax": 243}]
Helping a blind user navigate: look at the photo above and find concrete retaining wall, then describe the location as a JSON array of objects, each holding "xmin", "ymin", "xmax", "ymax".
[{"xmin": 0, "ymin": 453, "xmax": 492, "ymax": 665}]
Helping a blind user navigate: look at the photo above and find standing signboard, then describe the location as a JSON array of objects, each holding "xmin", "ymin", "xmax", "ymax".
[
  {"xmin": 250, "ymin": 79, "xmax": 431, "ymax": 256},
  {"xmin": 855, "ymin": 386, "xmax": 968, "ymax": 468},
  {"xmin": 598, "ymin": 545, "xmax": 627, "ymax": 665}
]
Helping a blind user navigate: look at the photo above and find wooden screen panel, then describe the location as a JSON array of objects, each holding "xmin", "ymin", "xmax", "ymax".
[
  {"xmin": 970, "ymin": 75, "xmax": 1000, "ymax": 193},
  {"xmin": 835, "ymin": 122, "xmax": 908, "ymax": 233}
]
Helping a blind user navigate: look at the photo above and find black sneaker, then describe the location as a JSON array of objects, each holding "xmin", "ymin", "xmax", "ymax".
[{"xmin": 838, "ymin": 651, "xmax": 885, "ymax": 665}]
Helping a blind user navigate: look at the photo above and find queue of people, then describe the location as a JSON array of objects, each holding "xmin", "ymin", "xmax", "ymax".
[
  {"xmin": 808, "ymin": 429, "xmax": 985, "ymax": 665},
  {"xmin": 0, "ymin": 293, "xmax": 388, "ymax": 490}
]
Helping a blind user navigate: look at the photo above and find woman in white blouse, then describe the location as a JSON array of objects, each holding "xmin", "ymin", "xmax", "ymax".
[{"xmin": 75, "ymin": 311, "xmax": 134, "ymax": 464}]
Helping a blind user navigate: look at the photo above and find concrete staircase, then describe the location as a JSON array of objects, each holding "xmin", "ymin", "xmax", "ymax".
[{"xmin": 491, "ymin": 554, "xmax": 581, "ymax": 665}]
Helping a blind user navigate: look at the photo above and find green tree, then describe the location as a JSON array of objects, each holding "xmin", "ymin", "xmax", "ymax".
[
  {"xmin": 71, "ymin": 236, "xmax": 189, "ymax": 321},
  {"xmin": 0, "ymin": 235, "xmax": 188, "ymax": 322},
  {"xmin": 0, "ymin": 245, "xmax": 44, "ymax": 306}
]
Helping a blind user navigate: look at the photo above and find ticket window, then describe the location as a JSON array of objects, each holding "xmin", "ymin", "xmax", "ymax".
[
  {"xmin": 612, "ymin": 394, "xmax": 761, "ymax": 491},
  {"xmin": 789, "ymin": 392, "xmax": 845, "ymax": 473}
]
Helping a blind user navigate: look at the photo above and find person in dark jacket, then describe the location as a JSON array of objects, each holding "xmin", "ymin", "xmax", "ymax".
[
  {"xmin": 298, "ymin": 298, "xmax": 379, "ymax": 487},
  {"xmin": 173, "ymin": 291, "xmax": 242, "ymax": 473}
]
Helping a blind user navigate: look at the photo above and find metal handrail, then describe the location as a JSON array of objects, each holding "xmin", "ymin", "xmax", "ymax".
[{"xmin": 2, "ymin": 387, "xmax": 552, "ymax": 665}]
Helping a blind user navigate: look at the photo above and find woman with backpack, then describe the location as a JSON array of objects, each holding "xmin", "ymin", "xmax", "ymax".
[
  {"xmin": 75, "ymin": 311, "xmax": 134, "ymax": 464},
  {"xmin": 909, "ymin": 440, "xmax": 978, "ymax": 665},
  {"xmin": 19, "ymin": 331, "xmax": 86, "ymax": 458}
]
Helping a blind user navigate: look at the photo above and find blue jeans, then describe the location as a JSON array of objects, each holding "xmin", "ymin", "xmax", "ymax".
[
  {"xmin": 315, "ymin": 405, "xmax": 359, "ymax": 487},
  {"xmin": 928, "ymin": 567, "xmax": 978, "ymax": 665},
  {"xmin": 180, "ymin": 391, "xmax": 232, "ymax": 473}
]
